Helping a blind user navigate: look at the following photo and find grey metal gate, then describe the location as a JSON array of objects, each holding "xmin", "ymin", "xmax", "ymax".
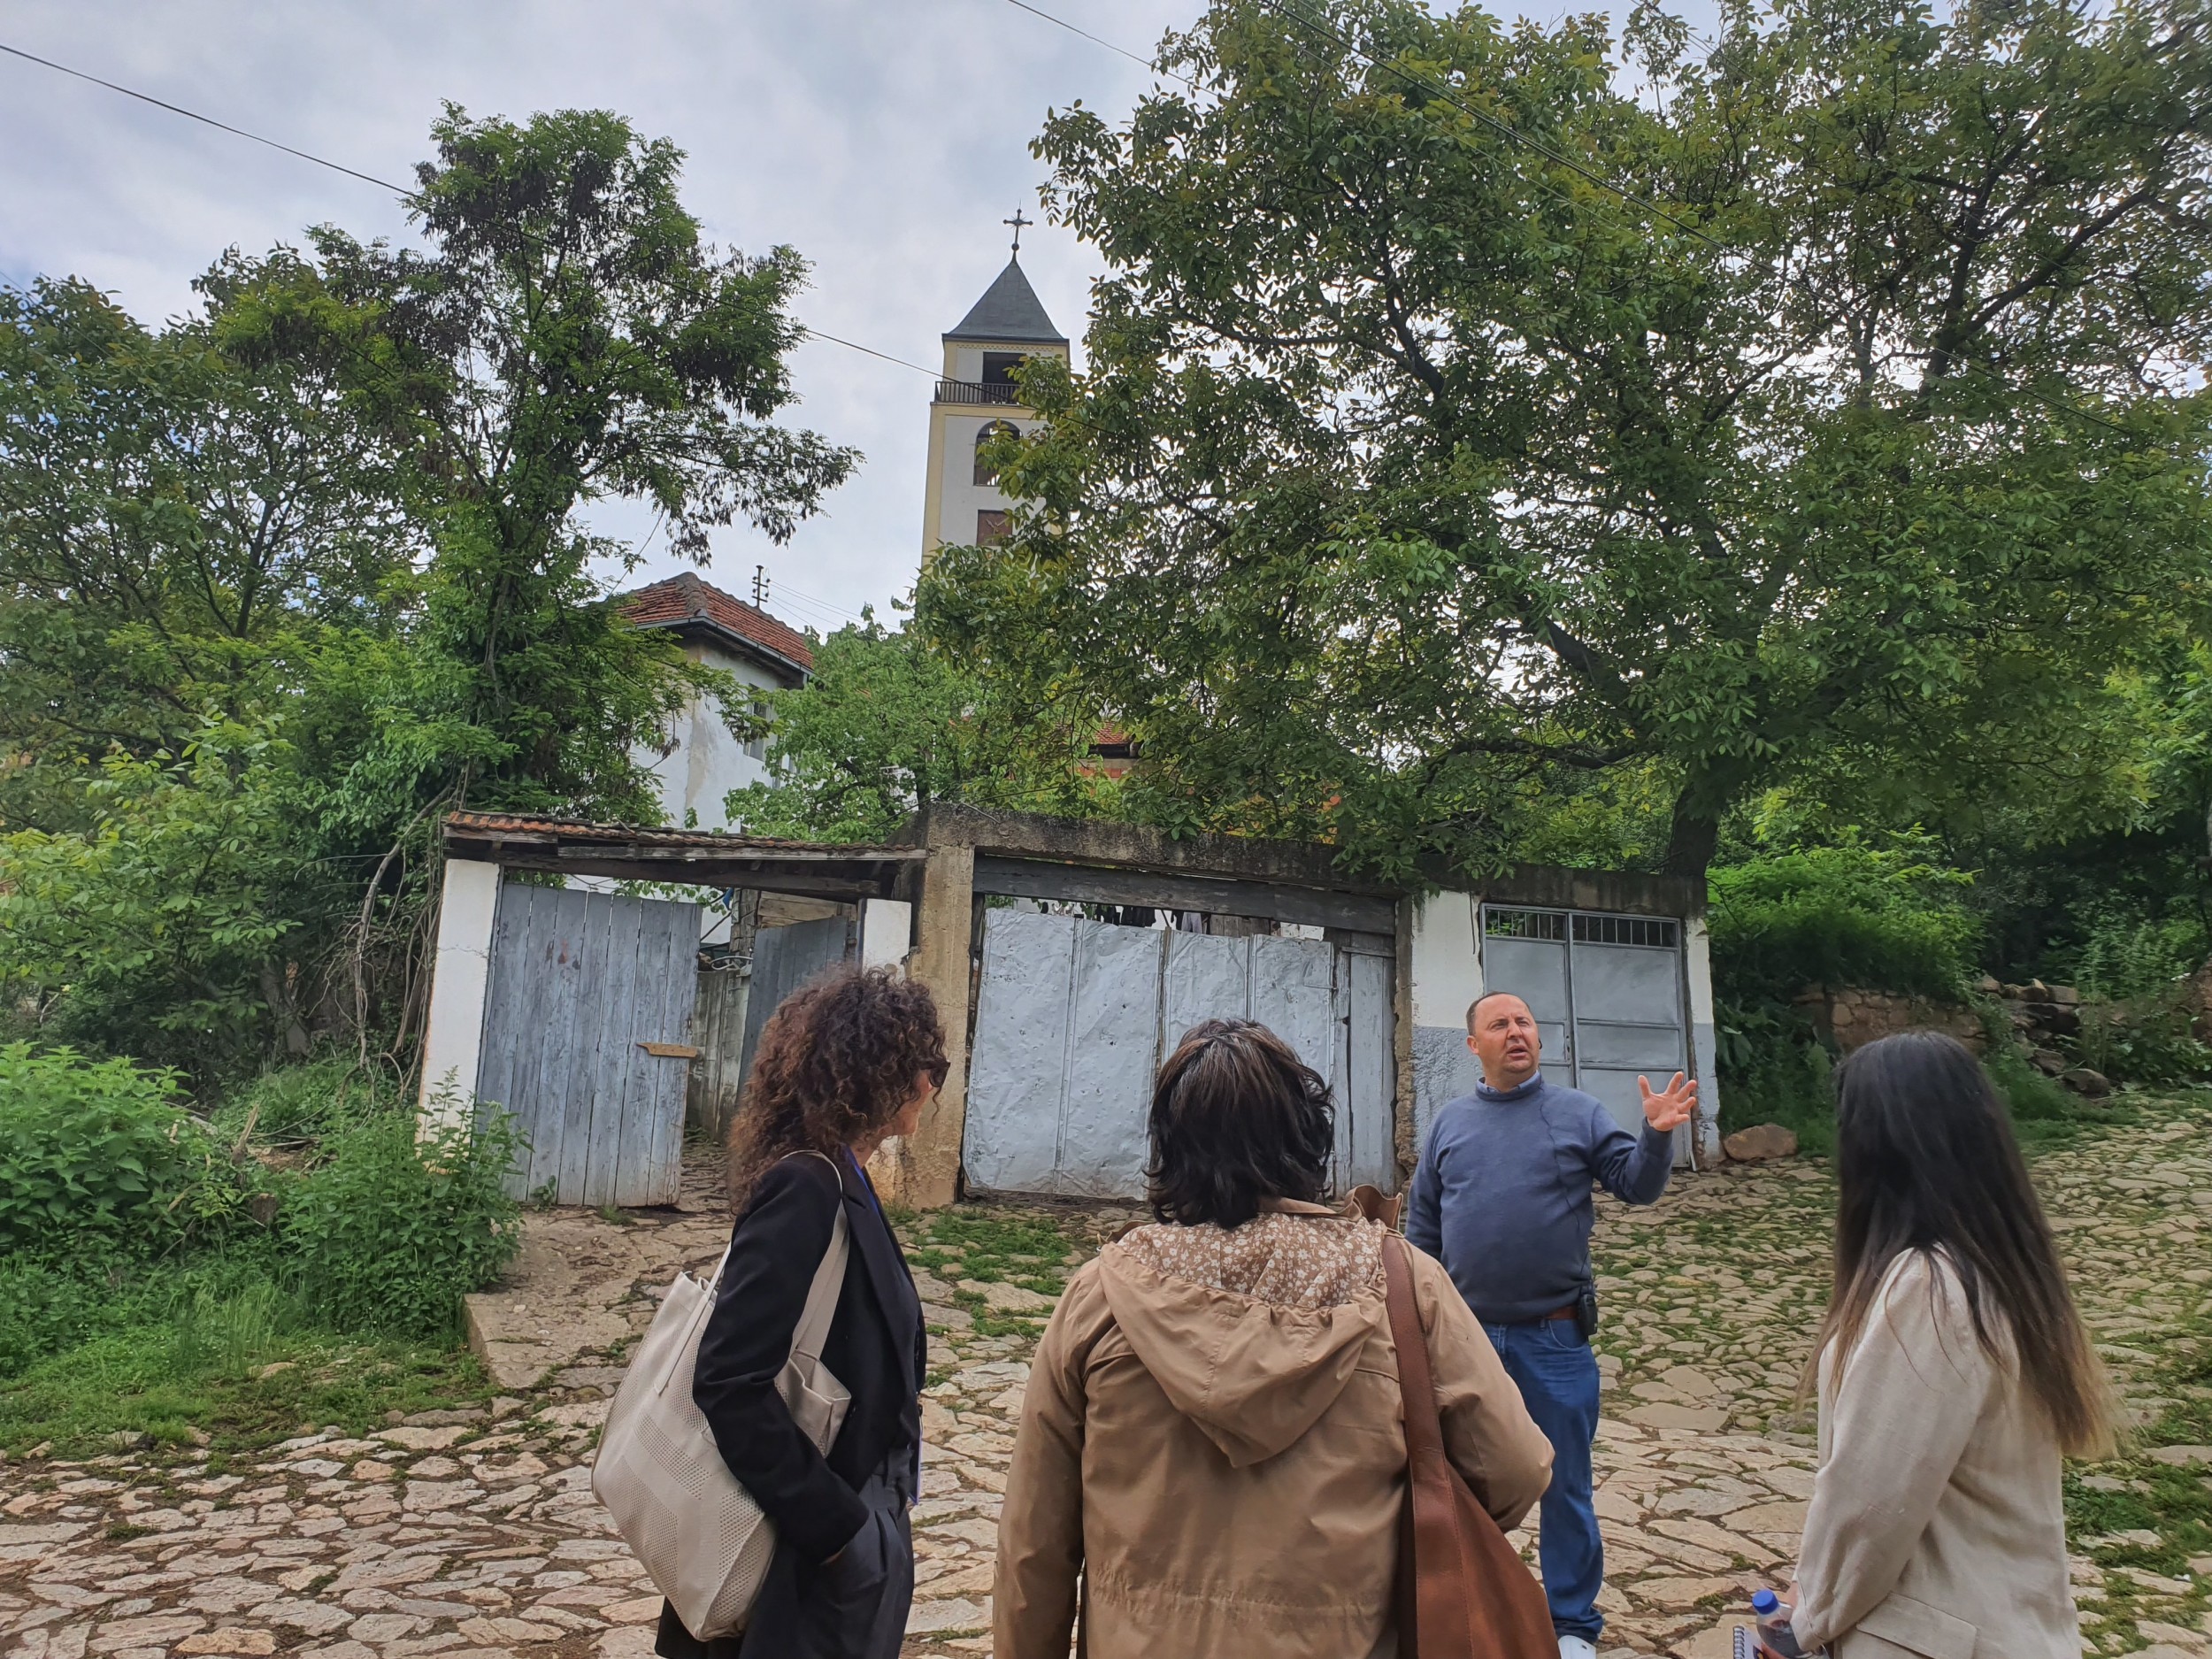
[
  {"xmin": 733, "ymin": 913, "xmax": 858, "ymax": 1107},
  {"xmin": 474, "ymin": 884, "xmax": 701, "ymax": 1207},
  {"xmin": 1479, "ymin": 905, "xmax": 1687, "ymax": 1141},
  {"xmin": 961, "ymin": 909, "xmax": 1396, "ymax": 1200}
]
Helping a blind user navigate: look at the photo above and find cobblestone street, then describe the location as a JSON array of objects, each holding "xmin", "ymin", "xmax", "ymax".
[{"xmin": 6, "ymin": 1100, "xmax": 2208, "ymax": 1659}]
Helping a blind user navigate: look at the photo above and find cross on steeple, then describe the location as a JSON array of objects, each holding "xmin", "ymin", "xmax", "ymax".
[{"xmin": 1004, "ymin": 209, "xmax": 1033, "ymax": 257}]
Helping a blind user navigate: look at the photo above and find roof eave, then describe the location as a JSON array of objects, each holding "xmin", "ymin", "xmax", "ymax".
[{"xmin": 631, "ymin": 613, "xmax": 811, "ymax": 683}]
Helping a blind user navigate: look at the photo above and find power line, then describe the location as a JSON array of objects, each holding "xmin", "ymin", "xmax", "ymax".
[
  {"xmin": 1001, "ymin": 0, "xmax": 1203, "ymax": 88},
  {"xmin": 0, "ymin": 40, "xmax": 416, "ymax": 197},
  {"xmin": 0, "ymin": 36, "xmax": 941, "ymax": 385}
]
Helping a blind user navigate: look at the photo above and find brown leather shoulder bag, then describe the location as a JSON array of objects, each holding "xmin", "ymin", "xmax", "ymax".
[{"xmin": 1382, "ymin": 1234, "xmax": 1559, "ymax": 1659}]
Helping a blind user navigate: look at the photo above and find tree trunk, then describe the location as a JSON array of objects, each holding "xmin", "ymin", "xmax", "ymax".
[{"xmin": 1662, "ymin": 773, "xmax": 1727, "ymax": 880}]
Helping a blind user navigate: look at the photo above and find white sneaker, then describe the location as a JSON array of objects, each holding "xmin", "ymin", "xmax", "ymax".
[{"xmin": 1557, "ymin": 1638, "xmax": 1598, "ymax": 1659}]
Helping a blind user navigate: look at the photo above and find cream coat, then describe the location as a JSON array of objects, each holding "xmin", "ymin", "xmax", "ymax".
[
  {"xmin": 991, "ymin": 1204, "xmax": 1553, "ymax": 1659},
  {"xmin": 1791, "ymin": 1249, "xmax": 2085, "ymax": 1659}
]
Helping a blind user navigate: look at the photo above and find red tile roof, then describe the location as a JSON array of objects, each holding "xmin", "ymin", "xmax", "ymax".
[{"xmin": 620, "ymin": 572, "xmax": 813, "ymax": 673}]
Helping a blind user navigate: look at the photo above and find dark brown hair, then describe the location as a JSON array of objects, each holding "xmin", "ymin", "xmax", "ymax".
[
  {"xmin": 726, "ymin": 966, "xmax": 947, "ymax": 1207},
  {"xmin": 1147, "ymin": 1018, "xmax": 1334, "ymax": 1229},
  {"xmin": 1813, "ymin": 1031, "xmax": 2112, "ymax": 1455}
]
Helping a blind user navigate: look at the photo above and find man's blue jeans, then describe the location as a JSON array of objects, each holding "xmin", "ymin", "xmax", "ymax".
[{"xmin": 1483, "ymin": 1317, "xmax": 1603, "ymax": 1642}]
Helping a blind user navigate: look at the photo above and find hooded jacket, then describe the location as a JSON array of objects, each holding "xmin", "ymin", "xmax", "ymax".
[{"xmin": 992, "ymin": 1201, "xmax": 1553, "ymax": 1659}]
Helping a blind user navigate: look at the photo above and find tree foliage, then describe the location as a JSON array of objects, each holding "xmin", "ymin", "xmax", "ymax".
[
  {"xmin": 0, "ymin": 265, "xmax": 416, "ymax": 830},
  {"xmin": 299, "ymin": 104, "xmax": 860, "ymax": 818},
  {"xmin": 726, "ymin": 617, "xmax": 1116, "ymax": 842},
  {"xmin": 926, "ymin": 0, "xmax": 2212, "ymax": 881}
]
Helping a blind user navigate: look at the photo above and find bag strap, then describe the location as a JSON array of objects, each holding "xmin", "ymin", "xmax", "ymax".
[
  {"xmin": 788, "ymin": 1150, "xmax": 850, "ymax": 1367},
  {"xmin": 1383, "ymin": 1233, "xmax": 1469, "ymax": 1659}
]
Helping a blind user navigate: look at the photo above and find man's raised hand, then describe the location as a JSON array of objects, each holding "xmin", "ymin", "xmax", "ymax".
[{"xmin": 1637, "ymin": 1071, "xmax": 1698, "ymax": 1132}]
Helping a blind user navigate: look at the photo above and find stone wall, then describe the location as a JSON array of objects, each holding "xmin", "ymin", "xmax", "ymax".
[{"xmin": 1794, "ymin": 987, "xmax": 1987, "ymax": 1053}]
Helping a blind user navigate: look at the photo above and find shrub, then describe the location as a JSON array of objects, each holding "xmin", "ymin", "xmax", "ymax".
[
  {"xmin": 0, "ymin": 1044, "xmax": 259, "ymax": 1254},
  {"xmin": 2070, "ymin": 910, "xmax": 2207, "ymax": 1002},
  {"xmin": 0, "ymin": 722, "xmax": 318, "ymax": 1080},
  {"xmin": 2070, "ymin": 1000, "xmax": 2212, "ymax": 1087},
  {"xmin": 1709, "ymin": 843, "xmax": 1978, "ymax": 1002},
  {"xmin": 281, "ymin": 1108, "xmax": 523, "ymax": 1340},
  {"xmin": 1714, "ymin": 1003, "xmax": 1838, "ymax": 1154},
  {"xmin": 212, "ymin": 1056, "xmax": 402, "ymax": 1143}
]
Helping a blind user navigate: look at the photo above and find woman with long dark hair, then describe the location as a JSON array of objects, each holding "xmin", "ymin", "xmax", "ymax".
[
  {"xmin": 1781, "ymin": 1031, "xmax": 2111, "ymax": 1658},
  {"xmin": 993, "ymin": 1018, "xmax": 1552, "ymax": 1658},
  {"xmin": 657, "ymin": 966, "xmax": 944, "ymax": 1659}
]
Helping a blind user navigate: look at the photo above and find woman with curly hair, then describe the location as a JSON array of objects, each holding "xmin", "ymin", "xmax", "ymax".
[{"xmin": 657, "ymin": 966, "xmax": 946, "ymax": 1659}]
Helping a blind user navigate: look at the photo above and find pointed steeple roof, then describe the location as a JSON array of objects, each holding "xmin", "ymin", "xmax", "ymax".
[{"xmin": 945, "ymin": 257, "xmax": 1066, "ymax": 345}]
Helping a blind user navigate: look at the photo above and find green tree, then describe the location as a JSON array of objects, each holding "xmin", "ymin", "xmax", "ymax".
[
  {"xmin": 726, "ymin": 618, "xmax": 1115, "ymax": 842},
  {"xmin": 299, "ymin": 105, "xmax": 860, "ymax": 819},
  {"xmin": 0, "ymin": 263, "xmax": 417, "ymax": 830},
  {"xmin": 0, "ymin": 721, "xmax": 326, "ymax": 1075},
  {"xmin": 927, "ymin": 0, "xmax": 2212, "ymax": 881}
]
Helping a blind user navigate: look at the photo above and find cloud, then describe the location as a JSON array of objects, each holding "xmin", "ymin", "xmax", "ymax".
[{"xmin": 0, "ymin": 0, "xmax": 1190, "ymax": 626}]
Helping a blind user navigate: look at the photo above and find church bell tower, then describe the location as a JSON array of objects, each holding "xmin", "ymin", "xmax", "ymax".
[{"xmin": 922, "ymin": 212, "xmax": 1070, "ymax": 557}]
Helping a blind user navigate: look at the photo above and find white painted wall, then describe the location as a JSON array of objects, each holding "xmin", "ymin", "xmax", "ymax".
[
  {"xmin": 418, "ymin": 858, "xmax": 502, "ymax": 1134},
  {"xmin": 1685, "ymin": 915, "xmax": 1724, "ymax": 1165},
  {"xmin": 1407, "ymin": 891, "xmax": 1486, "ymax": 1156},
  {"xmin": 861, "ymin": 898, "xmax": 913, "ymax": 972},
  {"xmin": 634, "ymin": 638, "xmax": 789, "ymax": 832}
]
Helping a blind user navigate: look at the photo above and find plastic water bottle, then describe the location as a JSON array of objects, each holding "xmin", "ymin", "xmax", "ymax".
[{"xmin": 1749, "ymin": 1589, "xmax": 1807, "ymax": 1658}]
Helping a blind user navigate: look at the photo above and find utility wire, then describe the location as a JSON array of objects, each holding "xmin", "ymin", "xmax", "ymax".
[
  {"xmin": 1002, "ymin": 0, "xmax": 1203, "ymax": 88},
  {"xmin": 0, "ymin": 40, "xmax": 417, "ymax": 197},
  {"xmin": 0, "ymin": 36, "xmax": 942, "ymax": 383}
]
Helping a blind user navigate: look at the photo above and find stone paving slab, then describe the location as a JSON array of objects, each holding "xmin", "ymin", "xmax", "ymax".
[{"xmin": 7, "ymin": 1102, "xmax": 2208, "ymax": 1659}]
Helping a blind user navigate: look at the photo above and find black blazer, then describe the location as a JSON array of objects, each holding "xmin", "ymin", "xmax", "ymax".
[{"xmin": 691, "ymin": 1148, "xmax": 926, "ymax": 1565}]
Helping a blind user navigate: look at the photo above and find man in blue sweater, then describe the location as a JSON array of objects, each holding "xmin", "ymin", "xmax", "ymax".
[{"xmin": 1407, "ymin": 990, "xmax": 1697, "ymax": 1659}]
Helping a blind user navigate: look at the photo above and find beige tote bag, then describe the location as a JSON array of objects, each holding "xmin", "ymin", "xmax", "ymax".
[{"xmin": 593, "ymin": 1152, "xmax": 853, "ymax": 1640}]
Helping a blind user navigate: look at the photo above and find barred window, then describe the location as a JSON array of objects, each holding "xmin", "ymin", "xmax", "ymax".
[
  {"xmin": 1571, "ymin": 913, "xmax": 1679, "ymax": 948},
  {"xmin": 1484, "ymin": 908, "xmax": 1567, "ymax": 941}
]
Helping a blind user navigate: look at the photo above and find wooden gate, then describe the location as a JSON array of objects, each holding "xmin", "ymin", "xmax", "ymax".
[
  {"xmin": 961, "ymin": 909, "xmax": 1396, "ymax": 1201},
  {"xmin": 474, "ymin": 884, "xmax": 700, "ymax": 1207}
]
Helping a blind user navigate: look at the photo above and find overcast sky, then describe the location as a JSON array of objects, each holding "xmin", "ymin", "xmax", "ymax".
[{"xmin": 0, "ymin": 0, "xmax": 1693, "ymax": 639}]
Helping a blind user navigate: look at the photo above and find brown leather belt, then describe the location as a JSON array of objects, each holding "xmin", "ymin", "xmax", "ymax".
[{"xmin": 1542, "ymin": 1304, "xmax": 1578, "ymax": 1321}]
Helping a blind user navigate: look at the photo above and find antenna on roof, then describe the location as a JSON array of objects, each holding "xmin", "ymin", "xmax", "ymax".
[
  {"xmin": 752, "ymin": 565, "xmax": 770, "ymax": 607},
  {"xmin": 1004, "ymin": 208, "xmax": 1033, "ymax": 257}
]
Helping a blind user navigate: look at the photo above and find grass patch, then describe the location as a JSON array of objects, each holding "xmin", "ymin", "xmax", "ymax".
[{"xmin": 0, "ymin": 1307, "xmax": 494, "ymax": 1459}]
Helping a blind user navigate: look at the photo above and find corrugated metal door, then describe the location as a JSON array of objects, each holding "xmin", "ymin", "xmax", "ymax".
[
  {"xmin": 474, "ymin": 884, "xmax": 701, "ymax": 1207},
  {"xmin": 961, "ymin": 910, "xmax": 1396, "ymax": 1200},
  {"xmin": 1479, "ymin": 905, "xmax": 1687, "ymax": 1141}
]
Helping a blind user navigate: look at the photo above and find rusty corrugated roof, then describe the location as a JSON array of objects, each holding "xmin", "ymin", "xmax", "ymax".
[{"xmin": 444, "ymin": 811, "xmax": 917, "ymax": 857}]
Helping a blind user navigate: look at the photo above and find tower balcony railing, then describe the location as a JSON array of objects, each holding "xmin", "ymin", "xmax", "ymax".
[{"xmin": 933, "ymin": 378, "xmax": 1030, "ymax": 406}]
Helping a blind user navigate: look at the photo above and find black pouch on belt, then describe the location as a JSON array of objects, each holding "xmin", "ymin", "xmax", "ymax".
[{"xmin": 1575, "ymin": 1277, "xmax": 1600, "ymax": 1341}]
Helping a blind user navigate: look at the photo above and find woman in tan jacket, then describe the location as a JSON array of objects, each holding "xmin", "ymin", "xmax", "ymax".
[
  {"xmin": 1782, "ymin": 1032, "xmax": 2112, "ymax": 1659},
  {"xmin": 993, "ymin": 1018, "xmax": 1553, "ymax": 1659}
]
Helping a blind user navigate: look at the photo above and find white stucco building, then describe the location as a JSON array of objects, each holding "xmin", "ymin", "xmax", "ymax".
[{"xmin": 619, "ymin": 571, "xmax": 812, "ymax": 831}]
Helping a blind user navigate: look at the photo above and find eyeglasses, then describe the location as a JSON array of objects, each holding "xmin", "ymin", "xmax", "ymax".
[{"xmin": 926, "ymin": 1059, "xmax": 949, "ymax": 1088}]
